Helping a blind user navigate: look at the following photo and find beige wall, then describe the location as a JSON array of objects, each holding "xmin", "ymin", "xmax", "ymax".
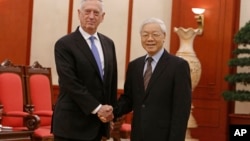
[
  {"xmin": 30, "ymin": 0, "xmax": 172, "ymax": 89},
  {"xmin": 30, "ymin": 0, "xmax": 69, "ymax": 85}
]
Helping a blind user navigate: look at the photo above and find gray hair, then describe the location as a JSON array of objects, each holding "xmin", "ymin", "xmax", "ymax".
[
  {"xmin": 80, "ymin": 0, "xmax": 104, "ymax": 12},
  {"xmin": 140, "ymin": 18, "xmax": 166, "ymax": 33}
]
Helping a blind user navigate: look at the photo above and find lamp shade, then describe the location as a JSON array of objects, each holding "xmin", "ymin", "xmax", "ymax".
[{"xmin": 192, "ymin": 8, "xmax": 205, "ymax": 14}]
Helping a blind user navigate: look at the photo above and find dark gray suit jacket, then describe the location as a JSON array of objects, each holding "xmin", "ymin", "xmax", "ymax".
[
  {"xmin": 115, "ymin": 50, "xmax": 191, "ymax": 141},
  {"xmin": 52, "ymin": 27, "xmax": 117, "ymax": 140}
]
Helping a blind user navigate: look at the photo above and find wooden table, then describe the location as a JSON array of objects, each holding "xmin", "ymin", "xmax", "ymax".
[{"xmin": 0, "ymin": 129, "xmax": 33, "ymax": 141}]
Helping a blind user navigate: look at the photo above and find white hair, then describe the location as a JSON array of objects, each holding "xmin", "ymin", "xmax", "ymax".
[
  {"xmin": 80, "ymin": 0, "xmax": 104, "ymax": 12},
  {"xmin": 140, "ymin": 17, "xmax": 167, "ymax": 33}
]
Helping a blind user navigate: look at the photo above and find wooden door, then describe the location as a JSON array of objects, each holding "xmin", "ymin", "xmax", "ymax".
[{"xmin": 170, "ymin": 0, "xmax": 240, "ymax": 141}]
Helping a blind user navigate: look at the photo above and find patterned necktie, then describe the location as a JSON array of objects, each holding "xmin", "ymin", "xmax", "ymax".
[
  {"xmin": 89, "ymin": 36, "xmax": 103, "ymax": 80},
  {"xmin": 144, "ymin": 57, "xmax": 153, "ymax": 90}
]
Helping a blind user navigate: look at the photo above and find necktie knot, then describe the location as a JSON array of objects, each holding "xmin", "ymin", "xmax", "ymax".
[
  {"xmin": 89, "ymin": 36, "xmax": 95, "ymax": 43},
  {"xmin": 147, "ymin": 57, "xmax": 153, "ymax": 64}
]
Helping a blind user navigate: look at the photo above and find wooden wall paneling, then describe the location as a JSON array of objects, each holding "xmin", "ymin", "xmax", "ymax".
[
  {"xmin": 0, "ymin": 0, "xmax": 33, "ymax": 65},
  {"xmin": 125, "ymin": 0, "xmax": 133, "ymax": 71},
  {"xmin": 229, "ymin": 114, "xmax": 250, "ymax": 125},
  {"xmin": 67, "ymin": 0, "xmax": 74, "ymax": 34},
  {"xmin": 53, "ymin": 85, "xmax": 60, "ymax": 104},
  {"xmin": 170, "ymin": 0, "xmax": 240, "ymax": 141}
]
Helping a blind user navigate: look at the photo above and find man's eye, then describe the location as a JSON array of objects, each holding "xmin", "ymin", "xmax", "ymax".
[
  {"xmin": 85, "ymin": 10, "xmax": 91, "ymax": 14},
  {"xmin": 94, "ymin": 11, "xmax": 100, "ymax": 15},
  {"xmin": 152, "ymin": 33, "xmax": 160, "ymax": 37}
]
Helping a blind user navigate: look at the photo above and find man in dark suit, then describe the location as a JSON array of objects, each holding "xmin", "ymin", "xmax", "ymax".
[
  {"xmin": 114, "ymin": 18, "xmax": 192, "ymax": 141},
  {"xmin": 52, "ymin": 0, "xmax": 117, "ymax": 141}
]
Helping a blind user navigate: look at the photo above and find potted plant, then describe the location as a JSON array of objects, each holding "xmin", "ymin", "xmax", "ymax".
[
  {"xmin": 222, "ymin": 20, "xmax": 250, "ymax": 125},
  {"xmin": 223, "ymin": 20, "xmax": 250, "ymax": 101}
]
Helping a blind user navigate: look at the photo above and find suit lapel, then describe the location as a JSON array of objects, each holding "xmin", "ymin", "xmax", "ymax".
[
  {"xmin": 143, "ymin": 50, "xmax": 169, "ymax": 99},
  {"xmin": 137, "ymin": 57, "xmax": 146, "ymax": 93},
  {"xmin": 73, "ymin": 29, "xmax": 103, "ymax": 81},
  {"xmin": 98, "ymin": 33, "xmax": 109, "ymax": 82}
]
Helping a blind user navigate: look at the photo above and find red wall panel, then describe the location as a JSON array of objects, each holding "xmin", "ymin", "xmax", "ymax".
[{"xmin": 0, "ymin": 0, "xmax": 33, "ymax": 65}]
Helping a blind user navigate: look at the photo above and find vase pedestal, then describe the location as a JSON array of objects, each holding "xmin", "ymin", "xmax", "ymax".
[
  {"xmin": 185, "ymin": 137, "xmax": 199, "ymax": 141},
  {"xmin": 185, "ymin": 104, "xmax": 198, "ymax": 141}
]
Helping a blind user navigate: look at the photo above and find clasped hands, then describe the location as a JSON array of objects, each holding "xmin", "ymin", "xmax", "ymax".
[{"xmin": 97, "ymin": 105, "xmax": 114, "ymax": 123}]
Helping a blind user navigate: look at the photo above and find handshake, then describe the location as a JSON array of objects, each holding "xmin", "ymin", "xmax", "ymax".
[{"xmin": 97, "ymin": 105, "xmax": 114, "ymax": 123}]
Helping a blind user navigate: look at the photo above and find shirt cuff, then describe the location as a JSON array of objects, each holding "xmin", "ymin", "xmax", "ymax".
[{"xmin": 92, "ymin": 104, "xmax": 102, "ymax": 114}]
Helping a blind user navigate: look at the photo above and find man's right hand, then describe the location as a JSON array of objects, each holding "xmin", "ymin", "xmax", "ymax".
[{"xmin": 97, "ymin": 105, "xmax": 114, "ymax": 123}]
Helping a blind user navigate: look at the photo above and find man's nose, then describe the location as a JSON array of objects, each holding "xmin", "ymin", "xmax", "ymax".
[
  {"xmin": 147, "ymin": 34, "xmax": 154, "ymax": 40},
  {"xmin": 89, "ymin": 11, "xmax": 95, "ymax": 18}
]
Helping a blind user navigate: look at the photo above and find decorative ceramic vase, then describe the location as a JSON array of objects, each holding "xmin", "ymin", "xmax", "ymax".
[{"xmin": 174, "ymin": 27, "xmax": 202, "ymax": 141}]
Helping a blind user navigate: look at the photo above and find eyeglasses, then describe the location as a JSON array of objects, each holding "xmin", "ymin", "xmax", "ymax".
[{"xmin": 141, "ymin": 32, "xmax": 163, "ymax": 39}]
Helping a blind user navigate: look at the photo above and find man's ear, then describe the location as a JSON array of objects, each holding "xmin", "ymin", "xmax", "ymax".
[{"xmin": 101, "ymin": 12, "xmax": 105, "ymax": 22}]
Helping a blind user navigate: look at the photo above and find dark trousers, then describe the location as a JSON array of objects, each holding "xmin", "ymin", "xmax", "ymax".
[{"xmin": 54, "ymin": 135, "xmax": 102, "ymax": 141}]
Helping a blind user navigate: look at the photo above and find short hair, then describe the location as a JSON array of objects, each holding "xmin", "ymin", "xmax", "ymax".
[
  {"xmin": 140, "ymin": 18, "xmax": 166, "ymax": 33},
  {"xmin": 80, "ymin": 0, "xmax": 104, "ymax": 12}
]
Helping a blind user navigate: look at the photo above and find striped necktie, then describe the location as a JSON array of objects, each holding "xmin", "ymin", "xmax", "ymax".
[{"xmin": 144, "ymin": 57, "xmax": 153, "ymax": 90}]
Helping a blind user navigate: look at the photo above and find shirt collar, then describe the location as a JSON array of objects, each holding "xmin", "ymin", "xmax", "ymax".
[
  {"xmin": 79, "ymin": 26, "xmax": 98, "ymax": 40},
  {"xmin": 145, "ymin": 48, "xmax": 164, "ymax": 63}
]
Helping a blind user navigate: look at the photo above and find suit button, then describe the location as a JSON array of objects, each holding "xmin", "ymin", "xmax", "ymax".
[{"xmin": 142, "ymin": 104, "xmax": 145, "ymax": 108}]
